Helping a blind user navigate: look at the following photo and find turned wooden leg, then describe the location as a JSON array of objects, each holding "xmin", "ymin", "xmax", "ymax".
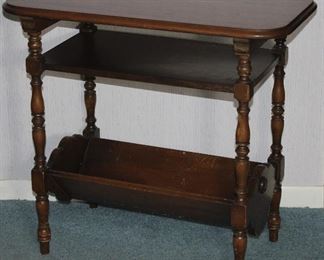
[
  {"xmin": 268, "ymin": 39, "xmax": 287, "ymax": 242},
  {"xmin": 82, "ymin": 75, "xmax": 100, "ymax": 209},
  {"xmin": 82, "ymin": 75, "xmax": 100, "ymax": 138},
  {"xmin": 79, "ymin": 23, "xmax": 99, "ymax": 139},
  {"xmin": 21, "ymin": 18, "xmax": 56, "ymax": 254},
  {"xmin": 79, "ymin": 24, "xmax": 100, "ymax": 209},
  {"xmin": 231, "ymin": 39, "xmax": 253, "ymax": 260},
  {"xmin": 26, "ymin": 30, "xmax": 51, "ymax": 254}
]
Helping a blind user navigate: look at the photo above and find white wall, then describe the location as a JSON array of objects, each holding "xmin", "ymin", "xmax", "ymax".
[{"xmin": 0, "ymin": 0, "xmax": 323, "ymax": 191}]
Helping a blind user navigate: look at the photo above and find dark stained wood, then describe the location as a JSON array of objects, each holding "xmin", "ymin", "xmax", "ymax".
[
  {"xmin": 22, "ymin": 21, "xmax": 51, "ymax": 254},
  {"xmin": 49, "ymin": 171, "xmax": 234, "ymax": 228},
  {"xmin": 20, "ymin": 17, "xmax": 57, "ymax": 33},
  {"xmin": 231, "ymin": 39, "xmax": 253, "ymax": 260},
  {"xmin": 79, "ymin": 23, "xmax": 100, "ymax": 139},
  {"xmin": 2, "ymin": 1, "xmax": 315, "ymax": 258},
  {"xmin": 3, "ymin": 0, "xmax": 316, "ymax": 39},
  {"xmin": 82, "ymin": 75, "xmax": 99, "ymax": 138},
  {"xmin": 268, "ymin": 39, "xmax": 287, "ymax": 243},
  {"xmin": 89, "ymin": 203, "xmax": 98, "ymax": 209},
  {"xmin": 47, "ymin": 135, "xmax": 89, "ymax": 173},
  {"xmin": 43, "ymin": 30, "xmax": 278, "ymax": 92},
  {"xmin": 81, "ymin": 138, "xmax": 260, "ymax": 200},
  {"xmin": 47, "ymin": 135, "xmax": 275, "ymax": 236}
]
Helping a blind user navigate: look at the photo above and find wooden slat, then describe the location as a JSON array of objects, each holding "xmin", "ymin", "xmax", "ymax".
[
  {"xmin": 48, "ymin": 170, "xmax": 233, "ymax": 227},
  {"xmin": 80, "ymin": 138, "xmax": 262, "ymax": 199}
]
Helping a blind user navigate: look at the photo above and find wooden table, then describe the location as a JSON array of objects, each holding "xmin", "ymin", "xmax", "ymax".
[{"xmin": 2, "ymin": 1, "xmax": 317, "ymax": 259}]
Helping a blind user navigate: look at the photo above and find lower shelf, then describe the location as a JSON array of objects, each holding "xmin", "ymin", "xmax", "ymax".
[{"xmin": 46, "ymin": 135, "xmax": 275, "ymax": 236}]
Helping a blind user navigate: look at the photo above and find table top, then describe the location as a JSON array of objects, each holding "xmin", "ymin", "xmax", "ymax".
[{"xmin": 3, "ymin": 0, "xmax": 316, "ymax": 39}]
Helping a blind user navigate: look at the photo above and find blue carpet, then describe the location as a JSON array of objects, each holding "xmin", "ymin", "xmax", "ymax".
[{"xmin": 0, "ymin": 201, "xmax": 323, "ymax": 260}]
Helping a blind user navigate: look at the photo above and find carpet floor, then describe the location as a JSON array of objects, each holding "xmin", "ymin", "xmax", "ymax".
[{"xmin": 0, "ymin": 201, "xmax": 323, "ymax": 260}]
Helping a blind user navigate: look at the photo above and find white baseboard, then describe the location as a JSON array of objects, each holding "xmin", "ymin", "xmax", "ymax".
[
  {"xmin": 0, "ymin": 180, "xmax": 56, "ymax": 201},
  {"xmin": 281, "ymin": 186, "xmax": 324, "ymax": 208},
  {"xmin": 0, "ymin": 180, "xmax": 323, "ymax": 208}
]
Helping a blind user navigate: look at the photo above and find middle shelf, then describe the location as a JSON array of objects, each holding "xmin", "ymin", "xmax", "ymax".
[{"xmin": 43, "ymin": 30, "xmax": 278, "ymax": 93}]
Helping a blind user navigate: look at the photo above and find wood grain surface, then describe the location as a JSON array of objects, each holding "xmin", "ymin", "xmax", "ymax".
[
  {"xmin": 43, "ymin": 30, "xmax": 278, "ymax": 92},
  {"xmin": 3, "ymin": 0, "xmax": 317, "ymax": 38}
]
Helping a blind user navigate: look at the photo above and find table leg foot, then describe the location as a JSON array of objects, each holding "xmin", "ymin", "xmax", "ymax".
[
  {"xmin": 40, "ymin": 241, "xmax": 50, "ymax": 255},
  {"xmin": 269, "ymin": 229, "xmax": 279, "ymax": 242},
  {"xmin": 36, "ymin": 195, "xmax": 51, "ymax": 255},
  {"xmin": 233, "ymin": 231, "xmax": 247, "ymax": 260},
  {"xmin": 89, "ymin": 203, "xmax": 98, "ymax": 209},
  {"xmin": 268, "ymin": 185, "xmax": 282, "ymax": 242}
]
